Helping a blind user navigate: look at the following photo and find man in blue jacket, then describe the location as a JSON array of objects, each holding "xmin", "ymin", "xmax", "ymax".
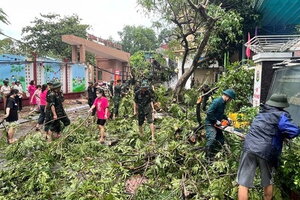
[
  {"xmin": 237, "ymin": 94, "xmax": 300, "ymax": 200},
  {"xmin": 205, "ymin": 89, "xmax": 236, "ymax": 158}
]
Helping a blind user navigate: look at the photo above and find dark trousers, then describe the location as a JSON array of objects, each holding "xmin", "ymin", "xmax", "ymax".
[
  {"xmin": 38, "ymin": 105, "xmax": 46, "ymax": 125},
  {"xmin": 205, "ymin": 125, "xmax": 225, "ymax": 158},
  {"xmin": 15, "ymin": 96, "xmax": 22, "ymax": 111},
  {"xmin": 88, "ymin": 98, "xmax": 96, "ymax": 116},
  {"xmin": 113, "ymin": 97, "xmax": 121, "ymax": 116}
]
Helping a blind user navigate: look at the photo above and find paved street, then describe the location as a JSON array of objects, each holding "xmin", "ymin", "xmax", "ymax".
[{"xmin": 0, "ymin": 98, "xmax": 89, "ymax": 140}]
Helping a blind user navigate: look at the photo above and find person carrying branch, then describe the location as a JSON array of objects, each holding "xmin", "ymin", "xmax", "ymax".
[
  {"xmin": 204, "ymin": 89, "xmax": 236, "ymax": 159},
  {"xmin": 134, "ymin": 81, "xmax": 155, "ymax": 141},
  {"xmin": 2, "ymin": 89, "xmax": 19, "ymax": 144},
  {"xmin": 237, "ymin": 94, "xmax": 300, "ymax": 200},
  {"xmin": 44, "ymin": 82, "xmax": 70, "ymax": 141},
  {"xmin": 88, "ymin": 89, "xmax": 109, "ymax": 143}
]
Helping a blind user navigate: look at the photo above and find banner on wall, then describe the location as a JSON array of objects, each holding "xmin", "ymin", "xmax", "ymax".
[
  {"xmin": 253, "ymin": 64, "xmax": 262, "ymax": 107},
  {"xmin": 71, "ymin": 64, "xmax": 86, "ymax": 92},
  {"xmin": 0, "ymin": 63, "xmax": 26, "ymax": 89},
  {"xmin": 43, "ymin": 63, "xmax": 61, "ymax": 84}
]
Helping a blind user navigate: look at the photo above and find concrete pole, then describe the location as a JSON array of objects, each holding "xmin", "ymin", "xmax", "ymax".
[
  {"xmin": 71, "ymin": 46, "xmax": 78, "ymax": 63},
  {"xmin": 79, "ymin": 45, "xmax": 86, "ymax": 63}
]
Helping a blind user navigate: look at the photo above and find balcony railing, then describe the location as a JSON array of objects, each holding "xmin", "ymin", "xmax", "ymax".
[{"xmin": 245, "ymin": 35, "xmax": 300, "ymax": 53}]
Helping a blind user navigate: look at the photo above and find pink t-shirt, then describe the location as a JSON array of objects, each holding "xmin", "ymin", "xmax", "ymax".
[
  {"xmin": 93, "ymin": 97, "xmax": 109, "ymax": 119},
  {"xmin": 28, "ymin": 85, "xmax": 37, "ymax": 105},
  {"xmin": 39, "ymin": 90, "xmax": 48, "ymax": 106}
]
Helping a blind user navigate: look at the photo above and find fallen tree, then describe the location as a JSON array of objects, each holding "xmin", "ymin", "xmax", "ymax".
[{"xmin": 0, "ymin": 86, "xmax": 299, "ymax": 199}]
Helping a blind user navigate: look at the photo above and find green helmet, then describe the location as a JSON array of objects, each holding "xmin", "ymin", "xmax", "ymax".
[
  {"xmin": 223, "ymin": 89, "xmax": 236, "ymax": 99},
  {"xmin": 52, "ymin": 82, "xmax": 62, "ymax": 89},
  {"xmin": 266, "ymin": 94, "xmax": 289, "ymax": 108},
  {"xmin": 141, "ymin": 81, "xmax": 149, "ymax": 89}
]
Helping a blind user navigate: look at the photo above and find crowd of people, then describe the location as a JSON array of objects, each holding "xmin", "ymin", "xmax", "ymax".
[
  {"xmin": 87, "ymin": 79, "xmax": 156, "ymax": 143},
  {"xmin": 0, "ymin": 79, "xmax": 70, "ymax": 143},
  {"xmin": 1, "ymin": 77, "xmax": 300, "ymax": 199}
]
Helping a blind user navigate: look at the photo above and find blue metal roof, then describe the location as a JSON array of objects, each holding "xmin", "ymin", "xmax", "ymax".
[
  {"xmin": 0, "ymin": 54, "xmax": 63, "ymax": 64},
  {"xmin": 255, "ymin": 0, "xmax": 300, "ymax": 26},
  {"xmin": 0, "ymin": 54, "xmax": 26, "ymax": 61}
]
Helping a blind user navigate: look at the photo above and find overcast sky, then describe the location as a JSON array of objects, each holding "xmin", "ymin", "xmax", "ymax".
[{"xmin": 0, "ymin": 0, "xmax": 152, "ymax": 41}]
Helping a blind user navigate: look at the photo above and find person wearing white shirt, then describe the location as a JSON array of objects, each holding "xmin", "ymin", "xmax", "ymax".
[
  {"xmin": 13, "ymin": 80, "xmax": 24, "ymax": 111},
  {"xmin": 0, "ymin": 79, "xmax": 11, "ymax": 112}
]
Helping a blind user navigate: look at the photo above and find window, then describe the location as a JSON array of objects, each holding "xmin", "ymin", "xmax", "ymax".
[{"xmin": 98, "ymin": 70, "xmax": 102, "ymax": 80}]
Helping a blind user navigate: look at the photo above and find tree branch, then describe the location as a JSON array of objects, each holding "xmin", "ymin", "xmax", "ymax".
[{"xmin": 187, "ymin": 0, "xmax": 212, "ymax": 21}]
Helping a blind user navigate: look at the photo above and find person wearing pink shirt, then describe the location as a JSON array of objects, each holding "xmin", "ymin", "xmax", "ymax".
[
  {"xmin": 32, "ymin": 85, "xmax": 41, "ymax": 106},
  {"xmin": 28, "ymin": 80, "xmax": 37, "ymax": 111},
  {"xmin": 88, "ymin": 89, "xmax": 109, "ymax": 143},
  {"xmin": 36, "ymin": 84, "xmax": 48, "ymax": 131}
]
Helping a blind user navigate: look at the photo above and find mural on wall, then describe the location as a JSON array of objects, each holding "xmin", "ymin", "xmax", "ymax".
[
  {"xmin": 43, "ymin": 63, "xmax": 61, "ymax": 84},
  {"xmin": 0, "ymin": 64, "xmax": 26, "ymax": 89},
  {"xmin": 72, "ymin": 64, "xmax": 86, "ymax": 92}
]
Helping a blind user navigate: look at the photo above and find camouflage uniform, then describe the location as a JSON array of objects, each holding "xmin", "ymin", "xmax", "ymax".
[
  {"xmin": 134, "ymin": 89, "xmax": 154, "ymax": 126},
  {"xmin": 44, "ymin": 90, "xmax": 70, "ymax": 133},
  {"xmin": 113, "ymin": 84, "xmax": 122, "ymax": 116}
]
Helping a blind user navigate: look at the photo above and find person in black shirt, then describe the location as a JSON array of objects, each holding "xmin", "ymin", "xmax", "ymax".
[
  {"xmin": 134, "ymin": 80, "xmax": 141, "ymax": 93},
  {"xmin": 87, "ymin": 81, "xmax": 96, "ymax": 107},
  {"xmin": 44, "ymin": 82, "xmax": 70, "ymax": 142},
  {"xmin": 134, "ymin": 81, "xmax": 156, "ymax": 141},
  {"xmin": 109, "ymin": 80, "xmax": 114, "ymax": 97},
  {"xmin": 3, "ymin": 89, "xmax": 19, "ymax": 144},
  {"xmin": 87, "ymin": 82, "xmax": 96, "ymax": 116}
]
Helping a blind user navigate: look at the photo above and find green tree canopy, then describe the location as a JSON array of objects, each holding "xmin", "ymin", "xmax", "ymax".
[
  {"xmin": 21, "ymin": 14, "xmax": 90, "ymax": 60},
  {"xmin": 130, "ymin": 51, "xmax": 176, "ymax": 83},
  {"xmin": 118, "ymin": 25, "xmax": 158, "ymax": 54},
  {"xmin": 137, "ymin": 0, "xmax": 245, "ymax": 98},
  {"xmin": 0, "ymin": 38, "xmax": 24, "ymax": 54}
]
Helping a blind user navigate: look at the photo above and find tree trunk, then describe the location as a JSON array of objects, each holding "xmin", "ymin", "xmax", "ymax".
[
  {"xmin": 174, "ymin": 21, "xmax": 215, "ymax": 100},
  {"xmin": 181, "ymin": 41, "xmax": 189, "ymax": 74}
]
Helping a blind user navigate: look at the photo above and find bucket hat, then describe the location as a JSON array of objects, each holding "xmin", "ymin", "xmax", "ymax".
[
  {"xmin": 266, "ymin": 94, "xmax": 289, "ymax": 108},
  {"xmin": 52, "ymin": 82, "xmax": 62, "ymax": 89},
  {"xmin": 223, "ymin": 89, "xmax": 236, "ymax": 99},
  {"xmin": 141, "ymin": 81, "xmax": 149, "ymax": 88}
]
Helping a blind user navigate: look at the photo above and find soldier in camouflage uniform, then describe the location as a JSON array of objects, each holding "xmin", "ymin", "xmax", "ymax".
[
  {"xmin": 134, "ymin": 81, "xmax": 155, "ymax": 141},
  {"xmin": 109, "ymin": 80, "xmax": 114, "ymax": 97},
  {"xmin": 112, "ymin": 79, "xmax": 123, "ymax": 119},
  {"xmin": 44, "ymin": 82, "xmax": 70, "ymax": 141}
]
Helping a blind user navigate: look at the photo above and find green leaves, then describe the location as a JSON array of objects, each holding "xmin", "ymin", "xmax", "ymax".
[
  {"xmin": 118, "ymin": 25, "xmax": 158, "ymax": 55},
  {"xmin": 0, "ymin": 8, "xmax": 9, "ymax": 26},
  {"xmin": 0, "ymin": 86, "xmax": 299, "ymax": 199},
  {"xmin": 21, "ymin": 14, "xmax": 90, "ymax": 60},
  {"xmin": 130, "ymin": 51, "xmax": 176, "ymax": 83},
  {"xmin": 278, "ymin": 138, "xmax": 300, "ymax": 192},
  {"xmin": 213, "ymin": 61, "xmax": 254, "ymax": 113}
]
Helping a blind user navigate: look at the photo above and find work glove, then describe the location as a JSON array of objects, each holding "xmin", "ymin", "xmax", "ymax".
[{"xmin": 215, "ymin": 120, "xmax": 221, "ymax": 126}]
